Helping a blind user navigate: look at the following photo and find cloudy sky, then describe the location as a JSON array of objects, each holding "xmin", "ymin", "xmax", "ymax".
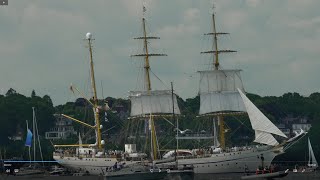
[{"xmin": 1, "ymin": 0, "xmax": 320, "ymax": 105}]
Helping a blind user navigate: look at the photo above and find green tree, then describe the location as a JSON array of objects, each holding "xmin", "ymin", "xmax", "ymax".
[{"xmin": 31, "ymin": 90, "xmax": 36, "ymax": 98}]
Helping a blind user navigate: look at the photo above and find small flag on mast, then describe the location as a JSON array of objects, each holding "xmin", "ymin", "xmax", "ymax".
[
  {"xmin": 25, "ymin": 129, "xmax": 33, "ymax": 147},
  {"xmin": 70, "ymin": 84, "xmax": 75, "ymax": 94},
  {"xmin": 143, "ymin": 6, "xmax": 146, "ymax": 13}
]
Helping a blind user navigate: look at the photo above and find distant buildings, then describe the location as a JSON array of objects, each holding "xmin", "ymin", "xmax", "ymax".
[
  {"xmin": 8, "ymin": 124, "xmax": 23, "ymax": 141},
  {"xmin": 45, "ymin": 114, "xmax": 77, "ymax": 140},
  {"xmin": 291, "ymin": 116, "xmax": 312, "ymax": 133},
  {"xmin": 276, "ymin": 124, "xmax": 291, "ymax": 138},
  {"xmin": 292, "ymin": 123, "xmax": 312, "ymax": 132},
  {"xmin": 278, "ymin": 115, "xmax": 312, "ymax": 137},
  {"xmin": 114, "ymin": 105, "xmax": 129, "ymax": 120}
]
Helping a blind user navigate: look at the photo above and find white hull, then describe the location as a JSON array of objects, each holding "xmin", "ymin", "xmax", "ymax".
[
  {"xmin": 159, "ymin": 146, "xmax": 284, "ymax": 174},
  {"xmin": 54, "ymin": 146, "xmax": 283, "ymax": 175},
  {"xmin": 53, "ymin": 156, "xmax": 137, "ymax": 175}
]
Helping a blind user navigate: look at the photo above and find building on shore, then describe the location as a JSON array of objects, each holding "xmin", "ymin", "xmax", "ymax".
[{"xmin": 45, "ymin": 114, "xmax": 77, "ymax": 140}]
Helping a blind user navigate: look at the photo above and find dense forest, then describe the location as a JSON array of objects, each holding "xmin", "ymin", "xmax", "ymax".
[{"xmin": 0, "ymin": 88, "xmax": 319, "ymax": 165}]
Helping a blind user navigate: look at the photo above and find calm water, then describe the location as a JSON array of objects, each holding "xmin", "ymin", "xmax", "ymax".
[
  {"xmin": 1, "ymin": 171, "xmax": 319, "ymax": 180},
  {"xmin": 193, "ymin": 171, "xmax": 320, "ymax": 180}
]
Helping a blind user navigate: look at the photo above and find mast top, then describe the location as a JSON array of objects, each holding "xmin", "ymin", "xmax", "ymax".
[
  {"xmin": 86, "ymin": 32, "xmax": 92, "ymax": 40},
  {"xmin": 210, "ymin": 3, "xmax": 215, "ymax": 15},
  {"xmin": 86, "ymin": 31, "xmax": 102, "ymax": 150},
  {"xmin": 131, "ymin": 7, "xmax": 167, "ymax": 92},
  {"xmin": 142, "ymin": 4, "xmax": 147, "ymax": 18},
  {"xmin": 201, "ymin": 4, "xmax": 236, "ymax": 70}
]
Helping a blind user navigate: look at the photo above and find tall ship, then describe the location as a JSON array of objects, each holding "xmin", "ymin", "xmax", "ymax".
[{"xmin": 159, "ymin": 7, "xmax": 307, "ymax": 174}]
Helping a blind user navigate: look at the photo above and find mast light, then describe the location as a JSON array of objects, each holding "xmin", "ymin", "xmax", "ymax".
[
  {"xmin": 86, "ymin": 32, "xmax": 92, "ymax": 40},
  {"xmin": 101, "ymin": 140, "xmax": 105, "ymax": 145}
]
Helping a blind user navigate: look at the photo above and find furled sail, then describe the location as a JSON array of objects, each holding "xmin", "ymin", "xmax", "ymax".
[
  {"xmin": 199, "ymin": 70, "xmax": 246, "ymax": 115},
  {"xmin": 237, "ymin": 88, "xmax": 287, "ymax": 146},
  {"xmin": 308, "ymin": 138, "xmax": 318, "ymax": 168},
  {"xmin": 129, "ymin": 90, "xmax": 181, "ymax": 117}
]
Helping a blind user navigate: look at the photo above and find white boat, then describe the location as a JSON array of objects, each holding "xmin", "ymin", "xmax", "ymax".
[
  {"xmin": 306, "ymin": 137, "xmax": 318, "ymax": 171},
  {"xmin": 157, "ymin": 6, "xmax": 307, "ymax": 174},
  {"xmin": 293, "ymin": 137, "xmax": 318, "ymax": 173}
]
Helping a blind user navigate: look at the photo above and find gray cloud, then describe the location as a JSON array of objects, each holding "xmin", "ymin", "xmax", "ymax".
[{"xmin": 0, "ymin": 0, "xmax": 319, "ymax": 105}]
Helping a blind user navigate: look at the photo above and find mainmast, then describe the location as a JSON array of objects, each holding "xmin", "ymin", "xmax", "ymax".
[
  {"xmin": 86, "ymin": 32, "xmax": 102, "ymax": 150},
  {"xmin": 201, "ymin": 13, "xmax": 236, "ymax": 69},
  {"xmin": 200, "ymin": 9, "xmax": 237, "ymax": 150},
  {"xmin": 143, "ymin": 17, "xmax": 152, "ymax": 91},
  {"xmin": 130, "ymin": 6, "xmax": 168, "ymax": 161},
  {"xmin": 131, "ymin": 7, "xmax": 167, "ymax": 92}
]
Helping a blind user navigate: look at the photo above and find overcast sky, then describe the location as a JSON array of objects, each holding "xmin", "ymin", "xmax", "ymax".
[{"xmin": 1, "ymin": 0, "xmax": 320, "ymax": 105}]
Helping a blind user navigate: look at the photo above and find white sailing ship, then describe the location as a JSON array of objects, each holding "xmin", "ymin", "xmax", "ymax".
[{"xmin": 158, "ymin": 8, "xmax": 307, "ymax": 174}]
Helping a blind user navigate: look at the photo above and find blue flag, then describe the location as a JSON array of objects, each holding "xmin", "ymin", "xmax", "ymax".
[{"xmin": 25, "ymin": 129, "xmax": 33, "ymax": 147}]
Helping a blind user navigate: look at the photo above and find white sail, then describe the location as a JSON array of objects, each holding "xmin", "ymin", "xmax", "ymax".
[
  {"xmin": 129, "ymin": 90, "xmax": 181, "ymax": 117},
  {"xmin": 237, "ymin": 88, "xmax": 287, "ymax": 146},
  {"xmin": 199, "ymin": 70, "xmax": 246, "ymax": 114},
  {"xmin": 254, "ymin": 130, "xmax": 279, "ymax": 146},
  {"xmin": 78, "ymin": 133, "xmax": 83, "ymax": 148},
  {"xmin": 308, "ymin": 138, "xmax": 318, "ymax": 168},
  {"xmin": 213, "ymin": 118, "xmax": 220, "ymax": 147}
]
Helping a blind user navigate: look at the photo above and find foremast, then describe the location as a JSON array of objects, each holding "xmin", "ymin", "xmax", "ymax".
[
  {"xmin": 200, "ymin": 9, "xmax": 241, "ymax": 150},
  {"xmin": 130, "ymin": 7, "xmax": 167, "ymax": 161},
  {"xmin": 54, "ymin": 33, "xmax": 104, "ymax": 151},
  {"xmin": 86, "ymin": 33, "xmax": 103, "ymax": 150}
]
